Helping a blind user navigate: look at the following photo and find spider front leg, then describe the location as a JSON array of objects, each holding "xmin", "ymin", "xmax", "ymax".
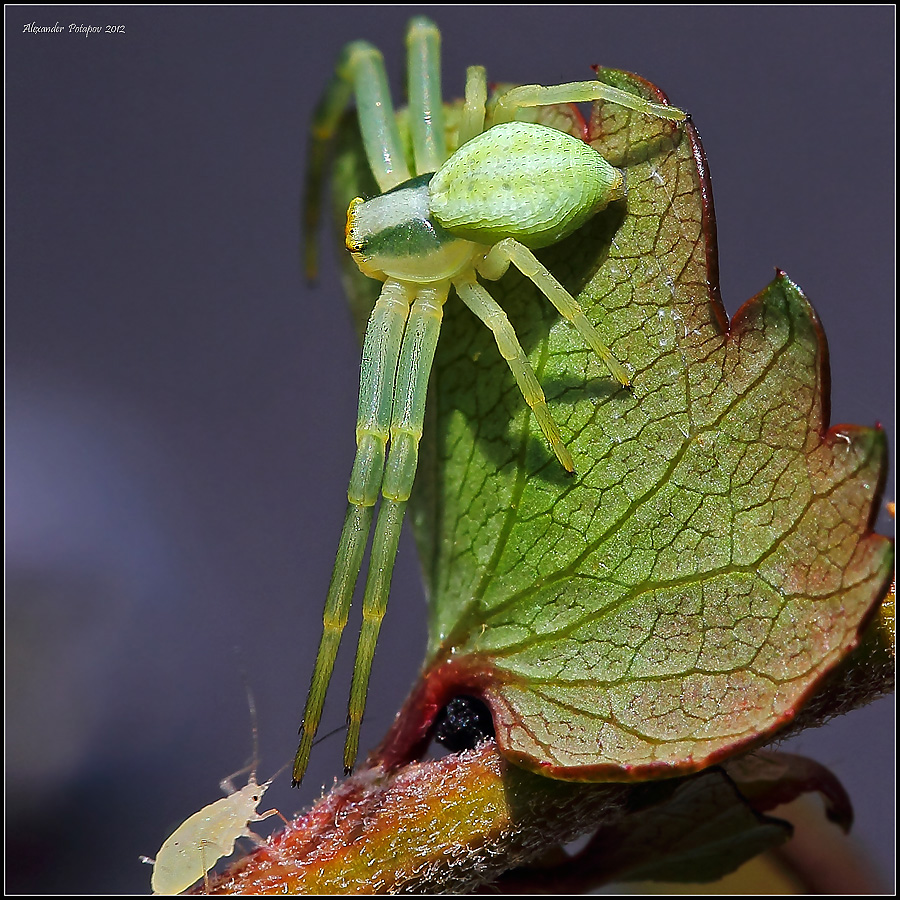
[
  {"xmin": 477, "ymin": 238, "xmax": 631, "ymax": 387},
  {"xmin": 454, "ymin": 275, "xmax": 576, "ymax": 473},
  {"xmin": 292, "ymin": 279, "xmax": 413, "ymax": 786},
  {"xmin": 492, "ymin": 79, "xmax": 686, "ymax": 125},
  {"xmin": 344, "ymin": 284, "xmax": 448, "ymax": 773}
]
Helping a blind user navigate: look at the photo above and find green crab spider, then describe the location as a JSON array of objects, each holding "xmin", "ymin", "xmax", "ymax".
[{"xmin": 293, "ymin": 16, "xmax": 686, "ymax": 786}]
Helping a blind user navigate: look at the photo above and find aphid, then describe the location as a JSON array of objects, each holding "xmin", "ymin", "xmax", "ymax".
[
  {"xmin": 144, "ymin": 690, "xmax": 281, "ymax": 895},
  {"xmin": 293, "ymin": 16, "xmax": 686, "ymax": 785},
  {"xmin": 146, "ymin": 767, "xmax": 278, "ymax": 895},
  {"xmin": 433, "ymin": 695, "xmax": 496, "ymax": 754}
]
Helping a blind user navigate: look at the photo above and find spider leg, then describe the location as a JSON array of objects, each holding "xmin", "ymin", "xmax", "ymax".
[
  {"xmin": 454, "ymin": 276, "xmax": 575, "ymax": 473},
  {"xmin": 293, "ymin": 280, "xmax": 413, "ymax": 786},
  {"xmin": 343, "ymin": 284, "xmax": 448, "ymax": 773},
  {"xmin": 477, "ymin": 237, "xmax": 630, "ymax": 387},
  {"xmin": 304, "ymin": 40, "xmax": 411, "ymax": 276},
  {"xmin": 492, "ymin": 80, "xmax": 686, "ymax": 126},
  {"xmin": 406, "ymin": 17, "xmax": 447, "ymax": 173},
  {"xmin": 457, "ymin": 65, "xmax": 488, "ymax": 147}
]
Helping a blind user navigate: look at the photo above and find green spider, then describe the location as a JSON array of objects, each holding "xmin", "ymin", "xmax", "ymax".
[{"xmin": 293, "ymin": 16, "xmax": 686, "ymax": 786}]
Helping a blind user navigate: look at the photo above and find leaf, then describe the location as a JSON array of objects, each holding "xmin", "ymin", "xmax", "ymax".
[
  {"xmin": 517, "ymin": 768, "xmax": 793, "ymax": 888},
  {"xmin": 722, "ymin": 749, "xmax": 853, "ymax": 832},
  {"xmin": 207, "ymin": 64, "xmax": 893, "ymax": 896},
  {"xmin": 496, "ymin": 749, "xmax": 854, "ymax": 891},
  {"xmin": 344, "ymin": 70, "xmax": 893, "ymax": 781}
]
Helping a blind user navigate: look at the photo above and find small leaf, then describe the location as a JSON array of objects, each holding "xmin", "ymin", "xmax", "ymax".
[
  {"xmin": 559, "ymin": 768, "xmax": 792, "ymax": 886},
  {"xmin": 496, "ymin": 749, "xmax": 852, "ymax": 892},
  {"xmin": 723, "ymin": 749, "xmax": 853, "ymax": 832}
]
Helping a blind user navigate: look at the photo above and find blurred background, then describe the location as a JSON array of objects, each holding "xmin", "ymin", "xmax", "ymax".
[{"xmin": 6, "ymin": 6, "xmax": 894, "ymax": 893}]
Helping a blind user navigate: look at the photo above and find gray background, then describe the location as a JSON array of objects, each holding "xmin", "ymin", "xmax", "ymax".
[{"xmin": 6, "ymin": 6, "xmax": 894, "ymax": 893}]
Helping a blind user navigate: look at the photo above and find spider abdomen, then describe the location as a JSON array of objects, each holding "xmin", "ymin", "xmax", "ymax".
[{"xmin": 429, "ymin": 122, "xmax": 624, "ymax": 250}]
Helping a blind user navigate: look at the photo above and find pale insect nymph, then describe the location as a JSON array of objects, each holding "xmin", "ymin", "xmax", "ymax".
[
  {"xmin": 144, "ymin": 692, "xmax": 282, "ymax": 895},
  {"xmin": 293, "ymin": 17, "xmax": 686, "ymax": 785}
]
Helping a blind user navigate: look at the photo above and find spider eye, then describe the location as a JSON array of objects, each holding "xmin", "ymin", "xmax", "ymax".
[{"xmin": 433, "ymin": 695, "xmax": 495, "ymax": 753}]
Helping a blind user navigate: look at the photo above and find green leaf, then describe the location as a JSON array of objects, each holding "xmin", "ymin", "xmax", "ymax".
[
  {"xmin": 495, "ymin": 750, "xmax": 854, "ymax": 890},
  {"xmin": 334, "ymin": 71, "xmax": 892, "ymax": 781}
]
